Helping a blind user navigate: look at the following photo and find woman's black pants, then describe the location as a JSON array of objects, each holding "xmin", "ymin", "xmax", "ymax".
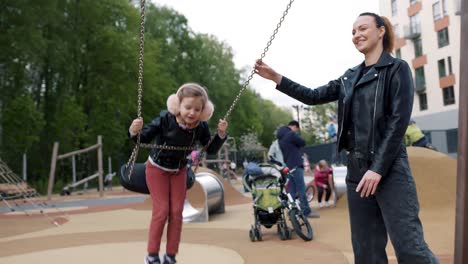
[{"xmin": 346, "ymin": 152, "xmax": 439, "ymax": 264}]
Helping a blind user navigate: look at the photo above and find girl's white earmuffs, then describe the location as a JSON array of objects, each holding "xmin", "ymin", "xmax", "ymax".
[{"xmin": 166, "ymin": 84, "xmax": 214, "ymax": 122}]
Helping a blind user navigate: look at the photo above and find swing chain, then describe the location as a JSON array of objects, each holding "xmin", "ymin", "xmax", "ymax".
[
  {"xmin": 140, "ymin": 143, "xmax": 197, "ymax": 151},
  {"xmin": 137, "ymin": 0, "xmax": 145, "ymax": 119},
  {"xmin": 126, "ymin": 0, "xmax": 146, "ymax": 178},
  {"xmin": 195, "ymin": 0, "xmax": 295, "ymax": 172},
  {"xmin": 127, "ymin": 0, "xmax": 295, "ymax": 177},
  {"xmin": 222, "ymin": 0, "xmax": 294, "ymax": 121}
]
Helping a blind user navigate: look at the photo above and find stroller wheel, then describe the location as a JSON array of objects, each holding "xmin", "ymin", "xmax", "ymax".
[
  {"xmin": 249, "ymin": 226, "xmax": 256, "ymax": 242},
  {"xmin": 285, "ymin": 227, "xmax": 292, "ymax": 240},
  {"xmin": 255, "ymin": 227, "xmax": 263, "ymax": 241},
  {"xmin": 279, "ymin": 224, "xmax": 287, "ymax": 240}
]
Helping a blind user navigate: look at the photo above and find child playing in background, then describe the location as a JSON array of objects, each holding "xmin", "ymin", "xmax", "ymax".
[{"xmin": 314, "ymin": 160, "xmax": 333, "ymax": 208}]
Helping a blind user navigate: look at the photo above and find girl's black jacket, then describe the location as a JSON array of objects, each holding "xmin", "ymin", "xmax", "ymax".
[{"xmin": 130, "ymin": 111, "xmax": 226, "ymax": 170}]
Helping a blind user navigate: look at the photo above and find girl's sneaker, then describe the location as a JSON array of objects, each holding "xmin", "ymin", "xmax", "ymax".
[
  {"xmin": 144, "ymin": 255, "xmax": 161, "ymax": 264},
  {"xmin": 163, "ymin": 254, "xmax": 177, "ymax": 264}
]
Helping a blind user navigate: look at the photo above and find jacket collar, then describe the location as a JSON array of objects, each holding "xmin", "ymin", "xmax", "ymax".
[
  {"xmin": 349, "ymin": 52, "xmax": 395, "ymax": 88},
  {"xmin": 374, "ymin": 52, "xmax": 395, "ymax": 68},
  {"xmin": 348, "ymin": 52, "xmax": 394, "ymax": 71}
]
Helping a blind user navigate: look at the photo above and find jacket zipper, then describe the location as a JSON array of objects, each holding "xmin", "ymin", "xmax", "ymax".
[
  {"xmin": 338, "ymin": 78, "xmax": 348, "ymax": 148},
  {"xmin": 371, "ymin": 74, "xmax": 381, "ymax": 156}
]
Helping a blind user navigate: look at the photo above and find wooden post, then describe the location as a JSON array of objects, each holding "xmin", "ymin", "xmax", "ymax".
[
  {"xmin": 72, "ymin": 155, "xmax": 76, "ymax": 183},
  {"xmin": 47, "ymin": 142, "xmax": 59, "ymax": 200},
  {"xmin": 97, "ymin": 135, "xmax": 104, "ymax": 197},
  {"xmin": 455, "ymin": 0, "xmax": 468, "ymax": 263},
  {"xmin": 22, "ymin": 153, "xmax": 27, "ymax": 181},
  {"xmin": 108, "ymin": 156, "xmax": 112, "ymax": 175}
]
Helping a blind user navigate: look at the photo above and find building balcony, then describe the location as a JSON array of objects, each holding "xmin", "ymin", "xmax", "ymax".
[
  {"xmin": 404, "ymin": 24, "xmax": 421, "ymax": 40},
  {"xmin": 394, "ymin": 37, "xmax": 407, "ymax": 50},
  {"xmin": 412, "ymin": 55, "xmax": 427, "ymax": 69},
  {"xmin": 440, "ymin": 74, "xmax": 456, "ymax": 88},
  {"xmin": 455, "ymin": 0, "xmax": 461, "ymax": 15},
  {"xmin": 408, "ymin": 1, "xmax": 422, "ymax": 17},
  {"xmin": 434, "ymin": 16, "xmax": 450, "ymax": 32},
  {"xmin": 415, "ymin": 84, "xmax": 426, "ymax": 93}
]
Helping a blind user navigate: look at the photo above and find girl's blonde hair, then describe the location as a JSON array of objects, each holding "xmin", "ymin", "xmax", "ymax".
[
  {"xmin": 318, "ymin": 160, "xmax": 329, "ymax": 170},
  {"xmin": 166, "ymin": 83, "xmax": 214, "ymax": 121}
]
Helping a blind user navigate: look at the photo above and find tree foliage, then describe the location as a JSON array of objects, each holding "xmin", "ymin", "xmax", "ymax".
[
  {"xmin": 301, "ymin": 103, "xmax": 338, "ymax": 145},
  {"xmin": 0, "ymin": 1, "xmax": 292, "ymax": 192}
]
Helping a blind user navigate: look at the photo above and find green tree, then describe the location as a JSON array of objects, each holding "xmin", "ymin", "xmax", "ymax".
[
  {"xmin": 2, "ymin": 94, "xmax": 45, "ymax": 171},
  {"xmin": 301, "ymin": 103, "xmax": 338, "ymax": 145},
  {"xmin": 0, "ymin": 0, "xmax": 295, "ymax": 192}
]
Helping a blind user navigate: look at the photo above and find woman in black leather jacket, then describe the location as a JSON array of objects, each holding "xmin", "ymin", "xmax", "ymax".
[{"xmin": 254, "ymin": 12, "xmax": 439, "ymax": 264}]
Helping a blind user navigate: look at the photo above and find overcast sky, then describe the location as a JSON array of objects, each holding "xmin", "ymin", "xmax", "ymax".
[{"xmin": 151, "ymin": 0, "xmax": 380, "ymax": 108}]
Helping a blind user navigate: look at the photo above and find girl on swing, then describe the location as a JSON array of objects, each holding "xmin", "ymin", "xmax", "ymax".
[{"xmin": 129, "ymin": 83, "xmax": 228, "ymax": 264}]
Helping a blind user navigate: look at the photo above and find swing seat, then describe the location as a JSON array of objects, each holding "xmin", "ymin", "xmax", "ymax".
[
  {"xmin": 120, "ymin": 162, "xmax": 196, "ymax": 194},
  {"xmin": 120, "ymin": 163, "xmax": 150, "ymax": 194}
]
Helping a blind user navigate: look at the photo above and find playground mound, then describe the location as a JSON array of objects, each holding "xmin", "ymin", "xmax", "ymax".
[{"xmin": 407, "ymin": 147, "xmax": 457, "ymax": 209}]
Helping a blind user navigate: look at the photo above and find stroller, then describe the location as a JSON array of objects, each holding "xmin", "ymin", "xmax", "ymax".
[{"xmin": 243, "ymin": 160, "xmax": 313, "ymax": 242}]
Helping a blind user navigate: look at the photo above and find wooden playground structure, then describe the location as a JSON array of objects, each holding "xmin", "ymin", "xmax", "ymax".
[{"xmin": 47, "ymin": 136, "xmax": 104, "ymax": 200}]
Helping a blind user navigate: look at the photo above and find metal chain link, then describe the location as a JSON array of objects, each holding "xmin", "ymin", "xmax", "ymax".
[
  {"xmin": 223, "ymin": 0, "xmax": 294, "ymax": 121},
  {"xmin": 125, "ymin": 0, "xmax": 146, "ymax": 178},
  {"xmin": 194, "ymin": 0, "xmax": 295, "ymax": 172},
  {"xmin": 126, "ymin": 0, "xmax": 295, "ymax": 177}
]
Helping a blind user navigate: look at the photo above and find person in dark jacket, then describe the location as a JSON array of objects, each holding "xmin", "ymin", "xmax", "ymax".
[
  {"xmin": 254, "ymin": 12, "xmax": 438, "ymax": 264},
  {"xmin": 129, "ymin": 83, "xmax": 227, "ymax": 264},
  {"xmin": 277, "ymin": 121, "xmax": 319, "ymax": 218}
]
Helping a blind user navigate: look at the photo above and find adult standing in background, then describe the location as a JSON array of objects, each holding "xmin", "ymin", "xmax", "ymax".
[
  {"xmin": 327, "ymin": 114, "xmax": 338, "ymax": 142},
  {"xmin": 255, "ymin": 12, "xmax": 438, "ymax": 264},
  {"xmin": 277, "ymin": 120, "xmax": 320, "ymax": 218}
]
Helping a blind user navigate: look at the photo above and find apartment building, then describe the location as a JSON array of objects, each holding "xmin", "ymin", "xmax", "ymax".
[{"xmin": 379, "ymin": 0, "xmax": 461, "ymax": 131}]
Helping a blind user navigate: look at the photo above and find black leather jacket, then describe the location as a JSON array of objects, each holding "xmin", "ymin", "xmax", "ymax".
[
  {"xmin": 130, "ymin": 111, "xmax": 226, "ymax": 169},
  {"xmin": 277, "ymin": 52, "xmax": 414, "ymax": 178}
]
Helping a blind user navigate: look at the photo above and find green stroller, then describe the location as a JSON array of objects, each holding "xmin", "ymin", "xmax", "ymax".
[{"xmin": 243, "ymin": 163, "xmax": 292, "ymax": 241}]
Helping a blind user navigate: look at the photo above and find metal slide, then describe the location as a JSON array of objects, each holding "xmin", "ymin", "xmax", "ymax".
[{"xmin": 183, "ymin": 171, "xmax": 225, "ymax": 222}]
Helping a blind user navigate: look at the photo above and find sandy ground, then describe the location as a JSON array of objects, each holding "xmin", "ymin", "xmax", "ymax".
[{"xmin": 0, "ymin": 147, "xmax": 456, "ymax": 263}]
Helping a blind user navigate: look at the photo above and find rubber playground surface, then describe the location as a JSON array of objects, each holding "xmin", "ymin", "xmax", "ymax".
[{"xmin": 0, "ymin": 147, "xmax": 456, "ymax": 263}]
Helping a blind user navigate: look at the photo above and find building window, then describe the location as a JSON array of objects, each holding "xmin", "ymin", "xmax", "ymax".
[
  {"xmin": 415, "ymin": 67, "xmax": 426, "ymax": 92},
  {"xmin": 394, "ymin": 24, "xmax": 400, "ymax": 38},
  {"xmin": 438, "ymin": 59, "xmax": 447, "ymax": 78},
  {"xmin": 413, "ymin": 38, "xmax": 423, "ymax": 57},
  {"xmin": 448, "ymin": 56, "xmax": 453, "ymax": 74},
  {"xmin": 442, "ymin": 86, "xmax": 455, "ymax": 105},
  {"xmin": 396, "ymin": 49, "xmax": 402, "ymax": 59},
  {"xmin": 442, "ymin": 0, "xmax": 448, "ymax": 16},
  {"xmin": 437, "ymin": 28, "xmax": 450, "ymax": 48},
  {"xmin": 433, "ymin": 0, "xmax": 449, "ymax": 20},
  {"xmin": 433, "ymin": 2, "xmax": 442, "ymax": 20},
  {"xmin": 418, "ymin": 93, "xmax": 428, "ymax": 111},
  {"xmin": 392, "ymin": 0, "xmax": 398, "ymax": 16},
  {"xmin": 409, "ymin": 14, "xmax": 421, "ymax": 36}
]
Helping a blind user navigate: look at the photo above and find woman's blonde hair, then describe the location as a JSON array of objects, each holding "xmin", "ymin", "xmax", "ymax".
[{"xmin": 166, "ymin": 83, "xmax": 214, "ymax": 121}]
